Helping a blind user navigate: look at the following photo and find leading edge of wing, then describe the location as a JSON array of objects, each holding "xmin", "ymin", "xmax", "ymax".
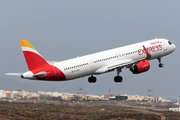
[{"xmin": 94, "ymin": 59, "xmax": 135, "ymax": 75}]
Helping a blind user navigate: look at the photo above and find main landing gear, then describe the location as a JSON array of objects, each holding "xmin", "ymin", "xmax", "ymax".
[
  {"xmin": 114, "ymin": 68, "xmax": 123, "ymax": 83},
  {"xmin": 88, "ymin": 75, "xmax": 97, "ymax": 83},
  {"xmin": 114, "ymin": 76, "xmax": 123, "ymax": 83},
  {"xmin": 157, "ymin": 58, "xmax": 164, "ymax": 68},
  {"xmin": 88, "ymin": 68, "xmax": 123, "ymax": 83}
]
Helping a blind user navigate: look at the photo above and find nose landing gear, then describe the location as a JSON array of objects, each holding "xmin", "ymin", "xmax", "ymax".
[{"xmin": 157, "ymin": 58, "xmax": 164, "ymax": 68}]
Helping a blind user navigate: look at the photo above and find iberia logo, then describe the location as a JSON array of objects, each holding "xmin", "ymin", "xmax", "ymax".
[{"xmin": 150, "ymin": 41, "xmax": 161, "ymax": 45}]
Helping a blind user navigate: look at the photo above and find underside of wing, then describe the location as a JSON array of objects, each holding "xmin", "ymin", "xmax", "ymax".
[{"xmin": 94, "ymin": 59, "xmax": 136, "ymax": 74}]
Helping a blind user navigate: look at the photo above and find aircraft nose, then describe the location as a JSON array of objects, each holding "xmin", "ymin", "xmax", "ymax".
[{"xmin": 172, "ymin": 44, "xmax": 176, "ymax": 51}]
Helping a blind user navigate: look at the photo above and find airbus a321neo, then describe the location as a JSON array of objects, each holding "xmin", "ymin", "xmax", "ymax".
[{"xmin": 6, "ymin": 38, "xmax": 176, "ymax": 83}]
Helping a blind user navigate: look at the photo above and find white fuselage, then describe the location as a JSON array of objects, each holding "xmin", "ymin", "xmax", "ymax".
[{"xmin": 52, "ymin": 38, "xmax": 176, "ymax": 80}]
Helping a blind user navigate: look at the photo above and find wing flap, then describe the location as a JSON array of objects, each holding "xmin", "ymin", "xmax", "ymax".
[{"xmin": 94, "ymin": 59, "xmax": 134, "ymax": 74}]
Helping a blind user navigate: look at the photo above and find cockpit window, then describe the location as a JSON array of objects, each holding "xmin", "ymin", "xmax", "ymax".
[{"xmin": 168, "ymin": 41, "xmax": 172, "ymax": 45}]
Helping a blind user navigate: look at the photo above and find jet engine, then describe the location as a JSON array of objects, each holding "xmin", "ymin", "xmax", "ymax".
[{"xmin": 130, "ymin": 60, "xmax": 150, "ymax": 74}]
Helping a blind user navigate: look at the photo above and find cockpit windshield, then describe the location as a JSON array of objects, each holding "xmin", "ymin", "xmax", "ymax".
[{"xmin": 168, "ymin": 41, "xmax": 172, "ymax": 45}]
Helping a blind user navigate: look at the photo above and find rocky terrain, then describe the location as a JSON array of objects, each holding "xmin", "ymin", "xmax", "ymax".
[{"xmin": 0, "ymin": 100, "xmax": 179, "ymax": 120}]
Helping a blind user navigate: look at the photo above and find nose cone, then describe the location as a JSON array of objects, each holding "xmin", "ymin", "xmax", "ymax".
[{"xmin": 172, "ymin": 44, "xmax": 176, "ymax": 52}]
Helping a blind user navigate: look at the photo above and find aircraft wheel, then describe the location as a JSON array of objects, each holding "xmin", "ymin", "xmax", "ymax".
[
  {"xmin": 114, "ymin": 76, "xmax": 123, "ymax": 83},
  {"xmin": 159, "ymin": 63, "xmax": 164, "ymax": 68},
  {"xmin": 114, "ymin": 76, "xmax": 118, "ymax": 82},
  {"xmin": 88, "ymin": 76, "xmax": 97, "ymax": 83},
  {"xmin": 88, "ymin": 77, "xmax": 91, "ymax": 83},
  {"xmin": 92, "ymin": 76, "xmax": 96, "ymax": 83}
]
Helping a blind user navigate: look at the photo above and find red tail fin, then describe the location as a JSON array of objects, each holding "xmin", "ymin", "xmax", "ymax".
[{"xmin": 20, "ymin": 40, "xmax": 49, "ymax": 71}]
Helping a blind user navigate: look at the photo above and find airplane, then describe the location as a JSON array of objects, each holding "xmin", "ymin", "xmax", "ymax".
[{"xmin": 5, "ymin": 38, "xmax": 176, "ymax": 83}]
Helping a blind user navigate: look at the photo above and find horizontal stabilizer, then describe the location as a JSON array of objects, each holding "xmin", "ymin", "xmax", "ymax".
[
  {"xmin": 47, "ymin": 61, "xmax": 59, "ymax": 64},
  {"xmin": 5, "ymin": 73, "xmax": 22, "ymax": 76}
]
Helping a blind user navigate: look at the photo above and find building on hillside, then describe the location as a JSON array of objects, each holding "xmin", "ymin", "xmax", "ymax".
[
  {"xmin": 175, "ymin": 102, "xmax": 180, "ymax": 105},
  {"xmin": 38, "ymin": 91, "xmax": 46, "ymax": 95},
  {"xmin": 61, "ymin": 93, "xmax": 74, "ymax": 101},
  {"xmin": 88, "ymin": 95, "xmax": 100, "ymax": 101},
  {"xmin": 128, "ymin": 95, "xmax": 158, "ymax": 102},
  {"xmin": 99, "ymin": 95, "xmax": 106, "ymax": 100},
  {"xmin": 11, "ymin": 91, "xmax": 18, "ymax": 99},
  {"xmin": 128, "ymin": 95, "xmax": 145, "ymax": 101},
  {"xmin": 15, "ymin": 92, "xmax": 23, "ymax": 99},
  {"xmin": 109, "ymin": 97, "xmax": 116, "ymax": 101},
  {"xmin": 51, "ymin": 92, "xmax": 62, "ymax": 97},
  {"xmin": 157, "ymin": 97, "xmax": 171, "ymax": 103},
  {"xmin": 29, "ymin": 94, "xmax": 39, "ymax": 99},
  {"xmin": 169, "ymin": 106, "xmax": 180, "ymax": 111},
  {"xmin": 38, "ymin": 91, "xmax": 52, "ymax": 96},
  {"xmin": 22, "ymin": 90, "xmax": 28, "ymax": 98},
  {"xmin": 116, "ymin": 95, "xmax": 128, "ymax": 101},
  {"xmin": 5, "ymin": 90, "xmax": 11, "ymax": 98},
  {"xmin": 16, "ymin": 90, "xmax": 25, "ymax": 99},
  {"xmin": 82, "ymin": 95, "xmax": 91, "ymax": 100},
  {"xmin": 143, "ymin": 96, "xmax": 155, "ymax": 101},
  {"xmin": 109, "ymin": 95, "xmax": 128, "ymax": 101},
  {"xmin": 104, "ymin": 94, "xmax": 116, "ymax": 99},
  {"xmin": 0, "ymin": 90, "xmax": 5, "ymax": 98},
  {"xmin": 44, "ymin": 91, "xmax": 52, "ymax": 96}
]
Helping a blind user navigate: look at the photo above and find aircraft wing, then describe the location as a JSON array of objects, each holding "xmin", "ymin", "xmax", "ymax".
[
  {"xmin": 47, "ymin": 61, "xmax": 59, "ymax": 64},
  {"xmin": 94, "ymin": 45, "xmax": 151, "ymax": 74},
  {"xmin": 94, "ymin": 58, "xmax": 135, "ymax": 74}
]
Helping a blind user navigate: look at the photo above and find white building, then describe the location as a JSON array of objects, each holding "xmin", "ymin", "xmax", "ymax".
[
  {"xmin": 169, "ymin": 106, "xmax": 180, "ymax": 112},
  {"xmin": 157, "ymin": 97, "xmax": 172, "ymax": 103},
  {"xmin": 51, "ymin": 92, "xmax": 62, "ymax": 97},
  {"xmin": 0, "ymin": 90, "xmax": 5, "ymax": 98},
  {"xmin": 11, "ymin": 91, "xmax": 18, "ymax": 99}
]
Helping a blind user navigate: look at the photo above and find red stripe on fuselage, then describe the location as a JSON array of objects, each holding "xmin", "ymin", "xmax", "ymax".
[
  {"xmin": 23, "ymin": 51, "xmax": 66, "ymax": 81},
  {"xmin": 31, "ymin": 65, "xmax": 66, "ymax": 81}
]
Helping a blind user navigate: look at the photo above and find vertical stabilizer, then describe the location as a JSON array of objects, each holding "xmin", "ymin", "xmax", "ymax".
[{"xmin": 20, "ymin": 40, "xmax": 49, "ymax": 71}]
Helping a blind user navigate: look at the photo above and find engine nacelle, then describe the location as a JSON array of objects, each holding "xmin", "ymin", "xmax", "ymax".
[{"xmin": 130, "ymin": 60, "xmax": 150, "ymax": 74}]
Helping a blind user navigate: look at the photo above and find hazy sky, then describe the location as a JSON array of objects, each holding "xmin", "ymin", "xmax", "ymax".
[{"xmin": 0, "ymin": 1, "xmax": 179, "ymax": 99}]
